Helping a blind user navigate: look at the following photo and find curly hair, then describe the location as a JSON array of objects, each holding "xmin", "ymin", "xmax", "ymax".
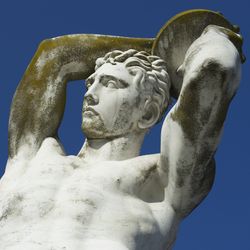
[{"xmin": 95, "ymin": 49, "xmax": 171, "ymax": 122}]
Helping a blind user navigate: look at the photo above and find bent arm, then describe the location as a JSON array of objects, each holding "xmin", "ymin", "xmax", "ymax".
[
  {"xmin": 160, "ymin": 26, "xmax": 242, "ymax": 217},
  {"xmin": 9, "ymin": 35, "xmax": 153, "ymax": 159}
]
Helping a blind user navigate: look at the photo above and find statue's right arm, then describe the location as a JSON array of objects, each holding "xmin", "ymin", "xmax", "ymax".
[
  {"xmin": 8, "ymin": 35, "xmax": 153, "ymax": 159},
  {"xmin": 159, "ymin": 26, "xmax": 242, "ymax": 217}
]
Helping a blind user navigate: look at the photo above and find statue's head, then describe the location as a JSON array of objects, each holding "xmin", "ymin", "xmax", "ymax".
[{"xmin": 82, "ymin": 49, "xmax": 170, "ymax": 139}]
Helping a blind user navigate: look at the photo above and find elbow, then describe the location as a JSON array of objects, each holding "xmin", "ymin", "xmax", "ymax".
[
  {"xmin": 203, "ymin": 48, "xmax": 241, "ymax": 73},
  {"xmin": 201, "ymin": 55, "xmax": 241, "ymax": 98},
  {"xmin": 36, "ymin": 38, "xmax": 56, "ymax": 56},
  {"xmin": 182, "ymin": 53, "xmax": 241, "ymax": 102},
  {"xmin": 33, "ymin": 38, "xmax": 61, "ymax": 71},
  {"xmin": 185, "ymin": 33, "xmax": 242, "ymax": 77},
  {"xmin": 189, "ymin": 45, "xmax": 241, "ymax": 96}
]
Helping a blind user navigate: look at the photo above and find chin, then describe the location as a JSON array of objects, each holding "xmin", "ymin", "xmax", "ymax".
[
  {"xmin": 81, "ymin": 114, "xmax": 135, "ymax": 139},
  {"xmin": 82, "ymin": 116, "xmax": 106, "ymax": 139},
  {"xmin": 81, "ymin": 122, "xmax": 128, "ymax": 140},
  {"xmin": 81, "ymin": 125, "xmax": 121, "ymax": 139}
]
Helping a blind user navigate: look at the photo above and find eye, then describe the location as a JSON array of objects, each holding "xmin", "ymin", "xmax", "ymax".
[
  {"xmin": 86, "ymin": 82, "xmax": 91, "ymax": 89},
  {"xmin": 105, "ymin": 80, "xmax": 117, "ymax": 89},
  {"xmin": 85, "ymin": 78, "xmax": 94, "ymax": 89}
]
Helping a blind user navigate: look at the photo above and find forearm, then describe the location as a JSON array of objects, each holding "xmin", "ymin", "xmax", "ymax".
[{"xmin": 32, "ymin": 34, "xmax": 154, "ymax": 81}]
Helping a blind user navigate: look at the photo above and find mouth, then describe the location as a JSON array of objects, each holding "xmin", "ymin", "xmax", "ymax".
[{"xmin": 82, "ymin": 106, "xmax": 99, "ymax": 116}]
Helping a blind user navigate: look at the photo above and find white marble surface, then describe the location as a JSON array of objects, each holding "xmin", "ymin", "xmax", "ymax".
[{"xmin": 0, "ymin": 25, "xmax": 241, "ymax": 249}]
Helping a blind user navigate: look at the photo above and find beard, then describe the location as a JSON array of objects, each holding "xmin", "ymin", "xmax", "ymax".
[
  {"xmin": 81, "ymin": 101, "xmax": 139, "ymax": 139},
  {"xmin": 81, "ymin": 111, "xmax": 108, "ymax": 139},
  {"xmin": 81, "ymin": 111, "xmax": 136, "ymax": 139}
]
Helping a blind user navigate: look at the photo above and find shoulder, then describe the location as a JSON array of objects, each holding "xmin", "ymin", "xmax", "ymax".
[
  {"xmin": 3, "ymin": 138, "xmax": 68, "ymax": 186},
  {"xmin": 120, "ymin": 153, "xmax": 161, "ymax": 175},
  {"xmin": 7, "ymin": 137, "xmax": 65, "ymax": 166},
  {"xmin": 121, "ymin": 153, "xmax": 162, "ymax": 182},
  {"xmin": 37, "ymin": 137, "xmax": 65, "ymax": 155},
  {"xmin": 127, "ymin": 153, "xmax": 160, "ymax": 165}
]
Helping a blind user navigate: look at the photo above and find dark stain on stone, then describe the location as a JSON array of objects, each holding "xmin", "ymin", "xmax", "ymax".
[
  {"xmin": 171, "ymin": 58, "xmax": 229, "ymax": 143},
  {"xmin": 116, "ymin": 178, "xmax": 121, "ymax": 185},
  {"xmin": 39, "ymin": 200, "xmax": 55, "ymax": 218},
  {"xmin": 71, "ymin": 162, "xmax": 79, "ymax": 169},
  {"xmin": 0, "ymin": 194, "xmax": 23, "ymax": 221},
  {"xmin": 176, "ymin": 161, "xmax": 193, "ymax": 188}
]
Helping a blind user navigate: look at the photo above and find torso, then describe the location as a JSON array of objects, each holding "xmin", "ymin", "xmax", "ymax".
[{"xmin": 0, "ymin": 138, "xmax": 180, "ymax": 250}]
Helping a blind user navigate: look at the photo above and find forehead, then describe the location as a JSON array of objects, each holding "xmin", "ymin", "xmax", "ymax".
[{"xmin": 90, "ymin": 62, "xmax": 134, "ymax": 82}]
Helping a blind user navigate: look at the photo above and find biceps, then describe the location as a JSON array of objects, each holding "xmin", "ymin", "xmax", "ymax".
[{"xmin": 160, "ymin": 112, "xmax": 216, "ymax": 215}]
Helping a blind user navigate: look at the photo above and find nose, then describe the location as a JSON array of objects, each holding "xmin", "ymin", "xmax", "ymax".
[
  {"xmin": 84, "ymin": 84, "xmax": 99, "ymax": 105},
  {"xmin": 84, "ymin": 93, "xmax": 99, "ymax": 105}
]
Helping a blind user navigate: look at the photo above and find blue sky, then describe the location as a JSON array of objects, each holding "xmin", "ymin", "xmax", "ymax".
[{"xmin": 0, "ymin": 0, "xmax": 249, "ymax": 249}]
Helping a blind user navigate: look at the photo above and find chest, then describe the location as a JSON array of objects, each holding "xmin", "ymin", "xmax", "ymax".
[
  {"xmin": 0, "ymin": 155, "xmax": 178, "ymax": 249},
  {"xmin": 1, "ymin": 155, "xmax": 161, "ymax": 220}
]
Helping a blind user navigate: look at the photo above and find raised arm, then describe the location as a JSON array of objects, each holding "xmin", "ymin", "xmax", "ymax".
[
  {"xmin": 8, "ymin": 34, "xmax": 153, "ymax": 159},
  {"xmin": 160, "ymin": 26, "xmax": 242, "ymax": 217}
]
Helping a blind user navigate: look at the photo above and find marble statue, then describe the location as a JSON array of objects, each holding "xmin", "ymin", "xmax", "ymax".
[{"xmin": 0, "ymin": 10, "xmax": 244, "ymax": 250}]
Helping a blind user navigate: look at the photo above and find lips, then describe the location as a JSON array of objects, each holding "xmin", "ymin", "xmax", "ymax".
[{"xmin": 82, "ymin": 107, "xmax": 99, "ymax": 116}]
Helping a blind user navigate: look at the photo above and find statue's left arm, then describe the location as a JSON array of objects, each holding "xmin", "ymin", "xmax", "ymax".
[
  {"xmin": 160, "ymin": 25, "xmax": 242, "ymax": 217},
  {"xmin": 8, "ymin": 35, "xmax": 153, "ymax": 159}
]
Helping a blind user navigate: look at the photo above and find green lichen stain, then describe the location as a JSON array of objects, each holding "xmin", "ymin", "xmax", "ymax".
[{"xmin": 36, "ymin": 35, "xmax": 154, "ymax": 80}]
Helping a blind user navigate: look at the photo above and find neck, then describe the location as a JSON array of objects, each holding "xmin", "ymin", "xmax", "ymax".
[{"xmin": 78, "ymin": 132, "xmax": 145, "ymax": 162}]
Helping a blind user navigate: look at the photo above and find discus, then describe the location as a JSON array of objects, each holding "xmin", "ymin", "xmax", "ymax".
[{"xmin": 152, "ymin": 9, "xmax": 235, "ymax": 98}]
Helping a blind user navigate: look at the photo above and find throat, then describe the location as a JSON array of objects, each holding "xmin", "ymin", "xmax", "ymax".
[{"xmin": 78, "ymin": 133, "xmax": 145, "ymax": 162}]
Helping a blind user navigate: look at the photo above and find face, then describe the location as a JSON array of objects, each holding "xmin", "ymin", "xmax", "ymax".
[{"xmin": 82, "ymin": 62, "xmax": 145, "ymax": 139}]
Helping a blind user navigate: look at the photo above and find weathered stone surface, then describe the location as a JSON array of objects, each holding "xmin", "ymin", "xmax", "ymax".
[{"xmin": 0, "ymin": 9, "xmax": 243, "ymax": 250}]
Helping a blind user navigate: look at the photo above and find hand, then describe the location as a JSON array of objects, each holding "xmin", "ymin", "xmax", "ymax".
[{"xmin": 202, "ymin": 25, "xmax": 245, "ymax": 63}]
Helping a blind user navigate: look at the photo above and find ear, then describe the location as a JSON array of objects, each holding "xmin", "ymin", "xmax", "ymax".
[{"xmin": 138, "ymin": 99, "xmax": 160, "ymax": 130}]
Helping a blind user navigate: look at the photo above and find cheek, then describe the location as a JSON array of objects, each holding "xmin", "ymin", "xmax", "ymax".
[
  {"xmin": 97, "ymin": 90, "xmax": 122, "ymax": 129},
  {"xmin": 113, "ymin": 95, "xmax": 143, "ymax": 131},
  {"xmin": 113, "ymin": 102, "xmax": 134, "ymax": 131},
  {"xmin": 97, "ymin": 88, "xmax": 142, "ymax": 131}
]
